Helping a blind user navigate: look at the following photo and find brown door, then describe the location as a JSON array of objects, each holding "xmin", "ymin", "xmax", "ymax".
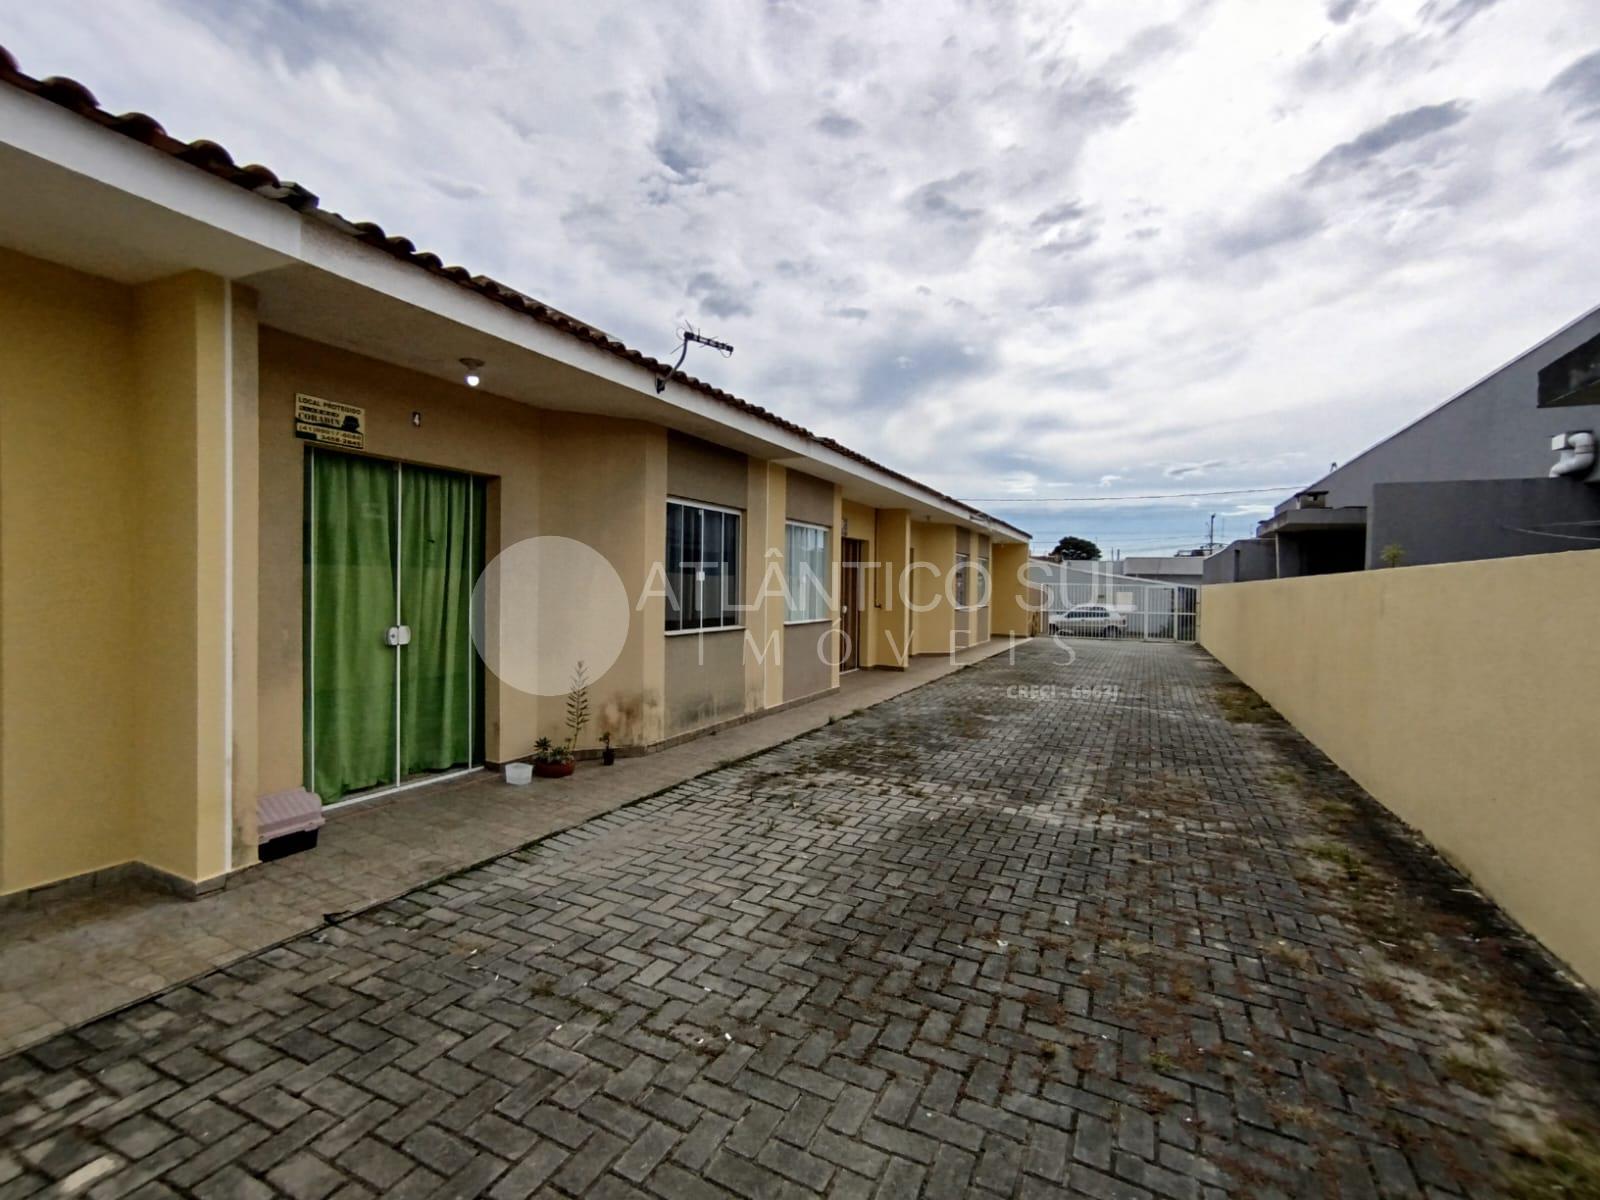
[{"xmin": 841, "ymin": 537, "xmax": 865, "ymax": 671}]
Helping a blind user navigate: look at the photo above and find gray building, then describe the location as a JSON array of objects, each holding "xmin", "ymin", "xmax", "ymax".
[
  {"xmin": 1206, "ymin": 303, "xmax": 1600, "ymax": 583},
  {"xmin": 1116, "ymin": 554, "xmax": 1209, "ymax": 588}
]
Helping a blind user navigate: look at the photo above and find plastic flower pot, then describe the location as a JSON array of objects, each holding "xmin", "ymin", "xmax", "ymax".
[{"xmin": 534, "ymin": 760, "xmax": 575, "ymax": 779}]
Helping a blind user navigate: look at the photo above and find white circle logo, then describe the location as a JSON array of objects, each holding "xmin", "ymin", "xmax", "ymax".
[{"xmin": 471, "ymin": 537, "xmax": 630, "ymax": 696}]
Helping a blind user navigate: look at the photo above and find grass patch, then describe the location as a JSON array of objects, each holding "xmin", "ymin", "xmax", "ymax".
[
  {"xmin": 1440, "ymin": 1050, "xmax": 1508, "ymax": 1097},
  {"xmin": 1215, "ymin": 684, "xmax": 1276, "ymax": 724},
  {"xmin": 1304, "ymin": 842, "xmax": 1363, "ymax": 874},
  {"xmin": 1266, "ymin": 941, "xmax": 1313, "ymax": 970},
  {"xmin": 1504, "ymin": 1129, "xmax": 1600, "ymax": 1199}
]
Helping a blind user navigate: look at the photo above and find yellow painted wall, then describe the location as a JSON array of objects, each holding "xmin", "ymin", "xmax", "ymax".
[
  {"xmin": 873, "ymin": 510, "xmax": 913, "ymax": 668},
  {"xmin": 1200, "ymin": 550, "xmax": 1600, "ymax": 989},
  {"xmin": 0, "ymin": 250, "xmax": 140, "ymax": 892},
  {"xmin": 230, "ymin": 288, "xmax": 261, "ymax": 869},
  {"xmin": 538, "ymin": 412, "xmax": 666, "ymax": 749},
  {"xmin": 133, "ymin": 272, "xmax": 232, "ymax": 886},
  {"xmin": 0, "ymin": 253, "xmax": 237, "ymax": 893},
  {"xmin": 258, "ymin": 331, "xmax": 669, "ymax": 789},
  {"xmin": 910, "ymin": 522, "xmax": 957, "ymax": 656},
  {"xmin": 745, "ymin": 461, "xmax": 787, "ymax": 710},
  {"xmin": 991, "ymin": 542, "xmax": 1036, "ymax": 638}
]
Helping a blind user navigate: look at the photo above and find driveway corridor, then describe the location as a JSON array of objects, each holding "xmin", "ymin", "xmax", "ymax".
[{"xmin": 3, "ymin": 640, "xmax": 1597, "ymax": 1199}]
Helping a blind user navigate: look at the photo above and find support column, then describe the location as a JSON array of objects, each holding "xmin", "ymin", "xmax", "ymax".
[
  {"xmin": 745, "ymin": 461, "xmax": 787, "ymax": 710},
  {"xmin": 991, "ymin": 541, "xmax": 1038, "ymax": 638},
  {"xmin": 230, "ymin": 285, "xmax": 261, "ymax": 871},
  {"xmin": 874, "ymin": 509, "xmax": 912, "ymax": 669},
  {"xmin": 132, "ymin": 272, "xmax": 235, "ymax": 889},
  {"xmin": 829, "ymin": 485, "xmax": 843, "ymax": 691}
]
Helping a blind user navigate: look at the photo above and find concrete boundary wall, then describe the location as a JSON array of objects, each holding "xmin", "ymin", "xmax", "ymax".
[{"xmin": 1200, "ymin": 549, "xmax": 1600, "ymax": 989}]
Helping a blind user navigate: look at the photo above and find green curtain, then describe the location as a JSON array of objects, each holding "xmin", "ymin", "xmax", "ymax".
[
  {"xmin": 399, "ymin": 465, "xmax": 480, "ymax": 777},
  {"xmin": 305, "ymin": 450, "xmax": 398, "ymax": 804}
]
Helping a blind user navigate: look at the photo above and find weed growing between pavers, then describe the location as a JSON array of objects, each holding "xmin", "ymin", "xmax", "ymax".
[
  {"xmin": 1504, "ymin": 1126, "xmax": 1600, "ymax": 1199},
  {"xmin": 1214, "ymin": 681, "xmax": 1278, "ymax": 724}
]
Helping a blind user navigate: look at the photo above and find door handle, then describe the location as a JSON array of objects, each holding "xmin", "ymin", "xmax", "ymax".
[{"xmin": 386, "ymin": 625, "xmax": 412, "ymax": 646}]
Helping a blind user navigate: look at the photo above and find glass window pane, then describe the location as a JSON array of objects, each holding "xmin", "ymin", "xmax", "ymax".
[
  {"xmin": 667, "ymin": 502, "xmax": 745, "ymax": 631},
  {"xmin": 723, "ymin": 513, "xmax": 741, "ymax": 626},
  {"xmin": 665, "ymin": 503, "xmax": 683, "ymax": 631},
  {"xmin": 684, "ymin": 508, "xmax": 702, "ymax": 630},
  {"xmin": 702, "ymin": 511, "xmax": 722, "ymax": 625},
  {"xmin": 784, "ymin": 524, "xmax": 799, "ymax": 621},
  {"xmin": 785, "ymin": 522, "xmax": 830, "ymax": 622}
]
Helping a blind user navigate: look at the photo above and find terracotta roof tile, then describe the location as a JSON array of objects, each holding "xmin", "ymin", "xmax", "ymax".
[{"xmin": 0, "ymin": 44, "xmax": 1026, "ymax": 539}]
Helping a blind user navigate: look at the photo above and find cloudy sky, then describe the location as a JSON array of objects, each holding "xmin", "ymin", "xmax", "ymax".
[{"xmin": 5, "ymin": 0, "xmax": 1599, "ymax": 553}]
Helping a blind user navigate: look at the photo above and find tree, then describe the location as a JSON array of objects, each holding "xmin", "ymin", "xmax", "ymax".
[{"xmin": 1049, "ymin": 536, "xmax": 1102, "ymax": 562}]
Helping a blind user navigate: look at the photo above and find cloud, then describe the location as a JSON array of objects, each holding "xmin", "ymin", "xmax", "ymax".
[
  {"xmin": 1548, "ymin": 50, "xmax": 1600, "ymax": 121},
  {"xmin": 4, "ymin": 0, "xmax": 1597, "ymax": 553},
  {"xmin": 1306, "ymin": 101, "xmax": 1469, "ymax": 183},
  {"xmin": 855, "ymin": 335, "xmax": 992, "ymax": 412},
  {"xmin": 1032, "ymin": 201, "xmax": 1088, "ymax": 230},
  {"xmin": 172, "ymin": 0, "xmax": 393, "ymax": 70},
  {"xmin": 685, "ymin": 271, "xmax": 754, "ymax": 319},
  {"xmin": 1419, "ymin": 0, "xmax": 1500, "ymax": 35},
  {"xmin": 1164, "ymin": 460, "xmax": 1227, "ymax": 478},
  {"xmin": 815, "ymin": 112, "xmax": 863, "ymax": 138},
  {"xmin": 1045, "ymin": 366, "xmax": 1115, "ymax": 392},
  {"xmin": 906, "ymin": 171, "xmax": 986, "ymax": 223},
  {"xmin": 1211, "ymin": 193, "xmax": 1325, "ymax": 258},
  {"xmin": 652, "ymin": 74, "xmax": 737, "ymax": 181},
  {"xmin": 426, "ymin": 176, "xmax": 485, "ymax": 201},
  {"xmin": 1052, "ymin": 76, "xmax": 1135, "ymax": 127}
]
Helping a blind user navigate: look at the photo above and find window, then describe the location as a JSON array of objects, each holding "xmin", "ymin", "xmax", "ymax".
[
  {"xmin": 1538, "ymin": 329, "xmax": 1600, "ymax": 408},
  {"xmin": 785, "ymin": 521, "xmax": 830, "ymax": 623},
  {"xmin": 977, "ymin": 555, "xmax": 990, "ymax": 606},
  {"xmin": 955, "ymin": 552, "xmax": 969, "ymax": 608},
  {"xmin": 666, "ymin": 500, "xmax": 741, "ymax": 632}
]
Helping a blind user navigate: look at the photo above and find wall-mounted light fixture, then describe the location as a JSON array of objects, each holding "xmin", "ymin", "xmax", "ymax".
[{"xmin": 460, "ymin": 357, "xmax": 484, "ymax": 387}]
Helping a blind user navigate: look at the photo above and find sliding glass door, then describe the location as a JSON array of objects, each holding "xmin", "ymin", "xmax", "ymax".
[{"xmin": 305, "ymin": 449, "xmax": 486, "ymax": 806}]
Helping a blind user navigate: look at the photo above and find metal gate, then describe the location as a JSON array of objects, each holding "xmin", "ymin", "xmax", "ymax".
[{"xmin": 1030, "ymin": 561, "xmax": 1198, "ymax": 642}]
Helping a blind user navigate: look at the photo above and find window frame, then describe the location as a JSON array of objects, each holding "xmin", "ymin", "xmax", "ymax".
[
  {"xmin": 954, "ymin": 551, "xmax": 970, "ymax": 609},
  {"xmin": 665, "ymin": 497, "xmax": 744, "ymax": 635},
  {"xmin": 977, "ymin": 554, "xmax": 991, "ymax": 606},
  {"xmin": 784, "ymin": 519, "xmax": 832, "ymax": 625}
]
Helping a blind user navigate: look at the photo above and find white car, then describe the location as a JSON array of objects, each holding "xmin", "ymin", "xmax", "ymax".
[{"xmin": 1049, "ymin": 604, "xmax": 1129, "ymax": 637}]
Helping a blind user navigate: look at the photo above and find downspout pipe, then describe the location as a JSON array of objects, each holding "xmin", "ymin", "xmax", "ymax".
[{"xmin": 1550, "ymin": 431, "xmax": 1597, "ymax": 479}]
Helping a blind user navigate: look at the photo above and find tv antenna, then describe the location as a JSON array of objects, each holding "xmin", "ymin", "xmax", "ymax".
[{"xmin": 657, "ymin": 323, "xmax": 734, "ymax": 394}]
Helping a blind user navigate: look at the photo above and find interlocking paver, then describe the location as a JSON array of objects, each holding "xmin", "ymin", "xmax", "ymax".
[{"xmin": 4, "ymin": 640, "xmax": 1600, "ymax": 1197}]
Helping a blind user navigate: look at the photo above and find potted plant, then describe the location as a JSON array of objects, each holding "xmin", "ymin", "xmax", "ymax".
[
  {"xmin": 532, "ymin": 736, "xmax": 574, "ymax": 778},
  {"xmin": 601, "ymin": 732, "xmax": 615, "ymax": 767},
  {"xmin": 533, "ymin": 662, "xmax": 592, "ymax": 780}
]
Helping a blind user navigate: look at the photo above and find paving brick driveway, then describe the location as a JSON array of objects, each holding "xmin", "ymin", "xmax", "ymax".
[{"xmin": 4, "ymin": 640, "xmax": 1599, "ymax": 1199}]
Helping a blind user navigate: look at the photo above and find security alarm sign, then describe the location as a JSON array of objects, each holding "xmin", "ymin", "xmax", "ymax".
[{"xmin": 294, "ymin": 394, "xmax": 365, "ymax": 449}]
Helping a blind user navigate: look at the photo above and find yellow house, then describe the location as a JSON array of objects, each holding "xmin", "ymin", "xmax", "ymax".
[{"xmin": 0, "ymin": 48, "xmax": 1034, "ymax": 901}]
